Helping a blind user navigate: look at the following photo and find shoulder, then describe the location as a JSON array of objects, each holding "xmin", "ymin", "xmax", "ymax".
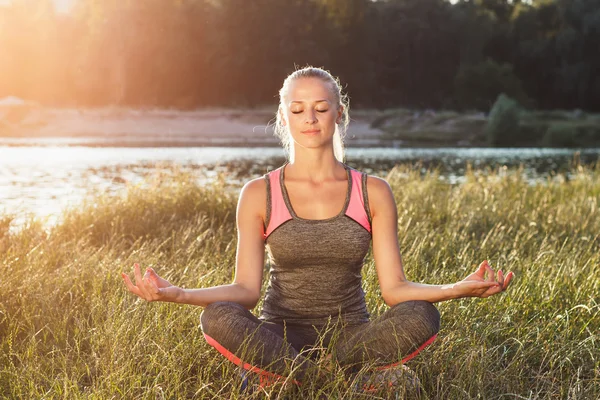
[
  {"xmin": 365, "ymin": 175, "xmax": 395, "ymax": 218},
  {"xmin": 365, "ymin": 174, "xmax": 393, "ymax": 198},
  {"xmin": 241, "ymin": 175, "xmax": 267, "ymax": 197},
  {"xmin": 237, "ymin": 176, "xmax": 268, "ymax": 221}
]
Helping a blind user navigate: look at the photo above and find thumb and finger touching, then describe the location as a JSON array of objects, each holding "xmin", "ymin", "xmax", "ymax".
[
  {"xmin": 120, "ymin": 263, "xmax": 158, "ymax": 300},
  {"xmin": 146, "ymin": 267, "xmax": 172, "ymax": 288}
]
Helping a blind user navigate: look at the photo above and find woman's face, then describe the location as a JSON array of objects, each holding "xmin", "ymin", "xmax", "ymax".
[{"xmin": 281, "ymin": 77, "xmax": 342, "ymax": 152}]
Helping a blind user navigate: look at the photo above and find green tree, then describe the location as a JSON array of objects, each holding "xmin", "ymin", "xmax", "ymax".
[
  {"xmin": 485, "ymin": 93, "xmax": 522, "ymax": 146},
  {"xmin": 368, "ymin": 0, "xmax": 461, "ymax": 108},
  {"xmin": 453, "ymin": 59, "xmax": 533, "ymax": 111}
]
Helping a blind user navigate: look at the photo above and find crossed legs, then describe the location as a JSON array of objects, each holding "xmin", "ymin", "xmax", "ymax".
[{"xmin": 200, "ymin": 300, "xmax": 440, "ymax": 383}]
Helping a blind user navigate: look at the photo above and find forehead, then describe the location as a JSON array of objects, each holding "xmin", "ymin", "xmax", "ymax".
[{"xmin": 286, "ymin": 78, "xmax": 334, "ymax": 104}]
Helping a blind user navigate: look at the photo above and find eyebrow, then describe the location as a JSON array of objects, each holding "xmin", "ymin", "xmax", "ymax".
[{"xmin": 289, "ymin": 100, "xmax": 330, "ymax": 104}]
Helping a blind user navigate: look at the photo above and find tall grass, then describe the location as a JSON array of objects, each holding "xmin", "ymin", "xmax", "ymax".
[{"xmin": 1, "ymin": 163, "xmax": 598, "ymax": 399}]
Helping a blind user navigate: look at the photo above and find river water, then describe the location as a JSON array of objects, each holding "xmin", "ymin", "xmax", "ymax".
[{"xmin": 1, "ymin": 145, "xmax": 598, "ymax": 228}]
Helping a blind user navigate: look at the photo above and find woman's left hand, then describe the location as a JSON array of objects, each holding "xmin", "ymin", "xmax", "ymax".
[{"xmin": 453, "ymin": 260, "xmax": 514, "ymax": 299}]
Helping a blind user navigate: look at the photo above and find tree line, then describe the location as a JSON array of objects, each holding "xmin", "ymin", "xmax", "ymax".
[{"xmin": 1, "ymin": 0, "xmax": 599, "ymax": 111}]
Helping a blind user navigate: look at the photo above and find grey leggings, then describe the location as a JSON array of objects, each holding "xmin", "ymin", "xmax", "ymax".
[{"xmin": 200, "ymin": 301, "xmax": 440, "ymax": 382}]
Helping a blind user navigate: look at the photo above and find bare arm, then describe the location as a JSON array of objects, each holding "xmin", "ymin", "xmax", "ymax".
[
  {"xmin": 367, "ymin": 176, "xmax": 514, "ymax": 306},
  {"xmin": 122, "ymin": 177, "xmax": 267, "ymax": 309}
]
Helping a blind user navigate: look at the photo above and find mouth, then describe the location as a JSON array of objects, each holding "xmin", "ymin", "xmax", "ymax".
[{"xmin": 301, "ymin": 129, "xmax": 320, "ymax": 135}]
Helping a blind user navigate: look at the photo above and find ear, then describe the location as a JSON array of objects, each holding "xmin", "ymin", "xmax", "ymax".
[{"xmin": 336, "ymin": 105, "xmax": 344, "ymax": 124}]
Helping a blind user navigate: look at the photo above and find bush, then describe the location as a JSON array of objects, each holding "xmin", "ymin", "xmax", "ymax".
[
  {"xmin": 542, "ymin": 123, "xmax": 578, "ymax": 147},
  {"xmin": 542, "ymin": 121, "xmax": 600, "ymax": 147},
  {"xmin": 485, "ymin": 94, "xmax": 522, "ymax": 146},
  {"xmin": 518, "ymin": 121, "xmax": 548, "ymax": 145},
  {"xmin": 526, "ymin": 109, "xmax": 586, "ymax": 122}
]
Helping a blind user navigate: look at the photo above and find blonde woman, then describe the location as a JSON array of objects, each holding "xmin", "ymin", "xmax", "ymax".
[{"xmin": 122, "ymin": 66, "xmax": 514, "ymax": 392}]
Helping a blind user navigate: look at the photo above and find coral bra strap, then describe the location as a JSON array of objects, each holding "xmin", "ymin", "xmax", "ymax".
[
  {"xmin": 265, "ymin": 168, "xmax": 292, "ymax": 238},
  {"xmin": 345, "ymin": 169, "xmax": 372, "ymax": 233},
  {"xmin": 264, "ymin": 166, "xmax": 371, "ymax": 239}
]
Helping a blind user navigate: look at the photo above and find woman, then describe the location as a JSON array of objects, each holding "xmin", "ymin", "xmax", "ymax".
[{"xmin": 121, "ymin": 66, "xmax": 514, "ymax": 391}]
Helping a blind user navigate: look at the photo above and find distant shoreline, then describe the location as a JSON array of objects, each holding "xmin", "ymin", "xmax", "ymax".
[
  {"xmin": 0, "ymin": 138, "xmax": 480, "ymax": 148},
  {"xmin": 0, "ymin": 106, "xmax": 487, "ymax": 148},
  {"xmin": 3, "ymin": 105, "xmax": 599, "ymax": 149}
]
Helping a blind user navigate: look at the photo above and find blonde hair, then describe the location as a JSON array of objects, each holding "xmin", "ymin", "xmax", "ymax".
[{"xmin": 274, "ymin": 66, "xmax": 350, "ymax": 163}]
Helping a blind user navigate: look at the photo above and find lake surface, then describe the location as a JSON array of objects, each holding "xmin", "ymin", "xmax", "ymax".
[{"xmin": 1, "ymin": 145, "xmax": 598, "ymax": 228}]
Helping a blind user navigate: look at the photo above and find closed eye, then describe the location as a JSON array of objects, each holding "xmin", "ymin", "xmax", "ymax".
[
  {"xmin": 291, "ymin": 109, "xmax": 328, "ymax": 114},
  {"xmin": 292, "ymin": 109, "xmax": 329, "ymax": 114}
]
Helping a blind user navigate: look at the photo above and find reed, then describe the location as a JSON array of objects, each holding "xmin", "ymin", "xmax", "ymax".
[{"xmin": 1, "ymin": 163, "xmax": 598, "ymax": 399}]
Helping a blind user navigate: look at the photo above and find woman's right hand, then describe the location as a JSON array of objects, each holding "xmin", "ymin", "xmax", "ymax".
[{"xmin": 121, "ymin": 263, "xmax": 182, "ymax": 302}]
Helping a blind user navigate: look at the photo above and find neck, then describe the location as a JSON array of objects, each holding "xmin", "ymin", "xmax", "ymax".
[{"xmin": 286, "ymin": 150, "xmax": 344, "ymax": 182}]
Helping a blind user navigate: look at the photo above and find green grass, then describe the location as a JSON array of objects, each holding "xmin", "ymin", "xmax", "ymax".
[{"xmin": 1, "ymin": 164, "xmax": 599, "ymax": 399}]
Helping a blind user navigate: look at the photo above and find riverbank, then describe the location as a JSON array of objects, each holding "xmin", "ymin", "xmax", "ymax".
[
  {"xmin": 0, "ymin": 106, "xmax": 387, "ymax": 147},
  {"xmin": 0, "ymin": 104, "xmax": 493, "ymax": 147},
  {"xmin": 2, "ymin": 104, "xmax": 600, "ymax": 148}
]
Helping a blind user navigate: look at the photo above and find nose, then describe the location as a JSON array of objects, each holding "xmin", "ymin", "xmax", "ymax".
[{"xmin": 305, "ymin": 110, "xmax": 317, "ymax": 124}]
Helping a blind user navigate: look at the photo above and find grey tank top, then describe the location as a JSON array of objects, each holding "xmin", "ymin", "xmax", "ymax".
[{"xmin": 259, "ymin": 163, "xmax": 372, "ymax": 327}]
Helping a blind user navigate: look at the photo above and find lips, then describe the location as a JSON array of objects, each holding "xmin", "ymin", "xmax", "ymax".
[{"xmin": 301, "ymin": 129, "xmax": 320, "ymax": 135}]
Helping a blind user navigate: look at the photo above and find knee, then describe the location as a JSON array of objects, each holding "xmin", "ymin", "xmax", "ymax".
[
  {"xmin": 200, "ymin": 301, "xmax": 246, "ymax": 336},
  {"xmin": 390, "ymin": 300, "xmax": 440, "ymax": 336}
]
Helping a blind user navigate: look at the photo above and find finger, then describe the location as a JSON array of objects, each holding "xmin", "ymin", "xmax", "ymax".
[
  {"xmin": 459, "ymin": 280, "xmax": 498, "ymax": 298},
  {"xmin": 483, "ymin": 284, "xmax": 503, "ymax": 297},
  {"xmin": 121, "ymin": 273, "xmax": 143, "ymax": 297},
  {"xmin": 481, "ymin": 281, "xmax": 500, "ymax": 289},
  {"xmin": 147, "ymin": 267, "xmax": 161, "ymax": 286},
  {"xmin": 477, "ymin": 278, "xmax": 502, "ymax": 294},
  {"xmin": 503, "ymin": 271, "xmax": 515, "ymax": 290},
  {"xmin": 141, "ymin": 269, "xmax": 159, "ymax": 298},
  {"xmin": 497, "ymin": 269, "xmax": 505, "ymax": 287},
  {"xmin": 134, "ymin": 264, "xmax": 152, "ymax": 299},
  {"xmin": 484, "ymin": 268, "xmax": 509, "ymax": 296},
  {"xmin": 121, "ymin": 272, "xmax": 136, "ymax": 291},
  {"xmin": 133, "ymin": 263, "xmax": 144, "ymax": 286},
  {"xmin": 149, "ymin": 279, "xmax": 161, "ymax": 295},
  {"xmin": 143, "ymin": 269, "xmax": 160, "ymax": 295},
  {"xmin": 470, "ymin": 281, "xmax": 500, "ymax": 291},
  {"xmin": 474, "ymin": 261, "xmax": 487, "ymax": 278}
]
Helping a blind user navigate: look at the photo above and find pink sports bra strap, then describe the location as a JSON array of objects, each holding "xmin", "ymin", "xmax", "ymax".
[
  {"xmin": 264, "ymin": 168, "xmax": 292, "ymax": 238},
  {"xmin": 345, "ymin": 169, "xmax": 372, "ymax": 233},
  {"xmin": 264, "ymin": 166, "xmax": 372, "ymax": 240}
]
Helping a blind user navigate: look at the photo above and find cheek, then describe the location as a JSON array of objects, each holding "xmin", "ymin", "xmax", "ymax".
[
  {"xmin": 288, "ymin": 114, "xmax": 302, "ymax": 126},
  {"xmin": 323, "ymin": 112, "xmax": 337, "ymax": 123}
]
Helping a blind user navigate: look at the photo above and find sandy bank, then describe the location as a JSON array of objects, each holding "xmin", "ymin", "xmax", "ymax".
[{"xmin": 0, "ymin": 106, "xmax": 386, "ymax": 147}]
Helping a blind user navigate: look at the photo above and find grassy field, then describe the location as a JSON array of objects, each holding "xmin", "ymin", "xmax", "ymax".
[{"xmin": 0, "ymin": 162, "xmax": 599, "ymax": 399}]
